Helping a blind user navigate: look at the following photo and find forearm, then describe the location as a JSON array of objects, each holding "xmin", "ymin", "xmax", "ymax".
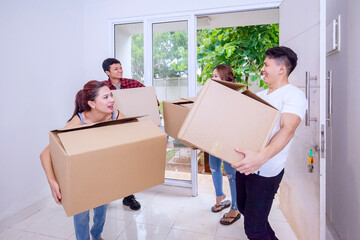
[
  {"xmin": 40, "ymin": 145, "xmax": 57, "ymax": 184},
  {"xmin": 260, "ymin": 126, "xmax": 295, "ymax": 163},
  {"xmin": 232, "ymin": 113, "xmax": 300, "ymax": 175}
]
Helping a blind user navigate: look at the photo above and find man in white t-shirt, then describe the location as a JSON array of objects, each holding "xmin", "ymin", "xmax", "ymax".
[{"xmin": 232, "ymin": 46, "xmax": 307, "ymax": 240}]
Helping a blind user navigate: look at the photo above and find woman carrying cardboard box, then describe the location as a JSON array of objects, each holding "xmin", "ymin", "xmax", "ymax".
[
  {"xmin": 40, "ymin": 80, "xmax": 125, "ymax": 240},
  {"xmin": 209, "ymin": 64, "xmax": 241, "ymax": 225}
]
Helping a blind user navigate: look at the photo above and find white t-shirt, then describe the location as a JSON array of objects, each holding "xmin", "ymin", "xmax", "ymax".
[{"xmin": 255, "ymin": 84, "xmax": 308, "ymax": 177}]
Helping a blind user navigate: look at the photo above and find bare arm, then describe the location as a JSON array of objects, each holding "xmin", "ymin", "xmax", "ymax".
[
  {"xmin": 232, "ymin": 113, "xmax": 301, "ymax": 175},
  {"xmin": 39, "ymin": 117, "xmax": 80, "ymax": 204},
  {"xmin": 40, "ymin": 145, "xmax": 62, "ymax": 204}
]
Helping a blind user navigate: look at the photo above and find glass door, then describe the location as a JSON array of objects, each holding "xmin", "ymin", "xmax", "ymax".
[
  {"xmin": 111, "ymin": 16, "xmax": 198, "ymax": 196},
  {"xmin": 148, "ymin": 17, "xmax": 198, "ymax": 195}
]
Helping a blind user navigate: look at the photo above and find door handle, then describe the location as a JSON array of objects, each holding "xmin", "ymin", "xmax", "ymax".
[
  {"xmin": 326, "ymin": 70, "xmax": 333, "ymax": 126},
  {"xmin": 305, "ymin": 71, "xmax": 318, "ymax": 126}
]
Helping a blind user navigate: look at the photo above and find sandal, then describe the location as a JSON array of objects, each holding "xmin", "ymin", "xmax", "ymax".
[
  {"xmin": 220, "ymin": 212, "xmax": 241, "ymax": 225},
  {"xmin": 211, "ymin": 200, "xmax": 231, "ymax": 213}
]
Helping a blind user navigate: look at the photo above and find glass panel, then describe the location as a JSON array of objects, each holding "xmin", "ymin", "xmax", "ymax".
[
  {"xmin": 114, "ymin": 22, "xmax": 144, "ymax": 83},
  {"xmin": 152, "ymin": 21, "xmax": 192, "ymax": 181}
]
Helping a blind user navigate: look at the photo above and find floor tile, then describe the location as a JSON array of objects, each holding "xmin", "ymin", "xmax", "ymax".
[
  {"xmin": 106, "ymin": 200, "xmax": 142, "ymax": 221},
  {"xmin": 271, "ymin": 220, "xmax": 297, "ymax": 240},
  {"xmin": 173, "ymin": 208, "xmax": 221, "ymax": 235},
  {"xmin": 214, "ymin": 236, "xmax": 242, "ymax": 240},
  {"xmin": 135, "ymin": 203, "xmax": 181, "ymax": 228},
  {"xmin": 1, "ymin": 173, "xmax": 299, "ymax": 240},
  {"xmin": 116, "ymin": 222, "xmax": 171, "ymax": 240},
  {"xmin": 101, "ymin": 217, "xmax": 129, "ymax": 240},
  {"xmin": 19, "ymin": 232, "xmax": 60, "ymax": 239},
  {"xmin": 150, "ymin": 192, "xmax": 190, "ymax": 211},
  {"xmin": 215, "ymin": 216, "xmax": 247, "ymax": 240},
  {"xmin": 165, "ymin": 229, "xmax": 214, "ymax": 240},
  {"xmin": 12, "ymin": 208, "xmax": 73, "ymax": 239},
  {"xmin": 0, "ymin": 228, "xmax": 27, "ymax": 239},
  {"xmin": 182, "ymin": 193, "xmax": 215, "ymax": 211}
]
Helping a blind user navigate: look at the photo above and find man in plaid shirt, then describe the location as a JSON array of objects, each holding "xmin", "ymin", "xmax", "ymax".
[
  {"xmin": 103, "ymin": 58, "xmax": 145, "ymax": 90},
  {"xmin": 102, "ymin": 58, "xmax": 144, "ymax": 211}
]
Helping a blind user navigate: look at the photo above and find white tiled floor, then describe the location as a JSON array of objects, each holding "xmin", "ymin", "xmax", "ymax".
[{"xmin": 0, "ymin": 174, "xmax": 298, "ymax": 240}]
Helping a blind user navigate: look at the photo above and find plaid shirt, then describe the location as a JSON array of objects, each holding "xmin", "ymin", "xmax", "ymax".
[{"xmin": 105, "ymin": 78, "xmax": 145, "ymax": 90}]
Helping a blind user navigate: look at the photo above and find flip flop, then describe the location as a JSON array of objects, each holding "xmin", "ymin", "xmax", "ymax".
[
  {"xmin": 211, "ymin": 200, "xmax": 231, "ymax": 213},
  {"xmin": 220, "ymin": 212, "xmax": 241, "ymax": 225}
]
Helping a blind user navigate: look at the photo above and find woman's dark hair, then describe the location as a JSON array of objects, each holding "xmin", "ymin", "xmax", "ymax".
[
  {"xmin": 68, "ymin": 80, "xmax": 107, "ymax": 122},
  {"xmin": 213, "ymin": 64, "xmax": 236, "ymax": 83}
]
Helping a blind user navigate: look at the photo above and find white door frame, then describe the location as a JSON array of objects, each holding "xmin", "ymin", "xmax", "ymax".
[{"xmin": 319, "ymin": 0, "xmax": 327, "ymax": 239}]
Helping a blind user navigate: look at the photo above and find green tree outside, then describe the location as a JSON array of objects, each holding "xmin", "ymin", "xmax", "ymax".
[
  {"xmin": 131, "ymin": 31, "xmax": 188, "ymax": 80},
  {"xmin": 197, "ymin": 24, "xmax": 279, "ymax": 88},
  {"xmin": 130, "ymin": 24, "xmax": 279, "ymax": 88}
]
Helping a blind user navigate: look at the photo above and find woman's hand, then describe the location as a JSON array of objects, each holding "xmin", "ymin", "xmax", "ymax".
[{"xmin": 49, "ymin": 179, "xmax": 62, "ymax": 205}]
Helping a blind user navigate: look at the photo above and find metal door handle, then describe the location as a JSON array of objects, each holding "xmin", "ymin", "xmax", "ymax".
[
  {"xmin": 305, "ymin": 71, "xmax": 318, "ymax": 126},
  {"xmin": 326, "ymin": 70, "xmax": 333, "ymax": 126}
]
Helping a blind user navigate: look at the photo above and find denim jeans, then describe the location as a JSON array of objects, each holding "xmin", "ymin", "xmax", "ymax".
[
  {"xmin": 209, "ymin": 154, "xmax": 238, "ymax": 210},
  {"xmin": 73, "ymin": 204, "xmax": 107, "ymax": 240},
  {"xmin": 236, "ymin": 170, "xmax": 284, "ymax": 240}
]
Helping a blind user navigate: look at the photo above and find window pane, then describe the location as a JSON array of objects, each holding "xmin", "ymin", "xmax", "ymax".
[
  {"xmin": 152, "ymin": 21, "xmax": 188, "ymax": 102},
  {"xmin": 153, "ymin": 21, "xmax": 191, "ymax": 181},
  {"xmin": 114, "ymin": 22, "xmax": 144, "ymax": 83}
]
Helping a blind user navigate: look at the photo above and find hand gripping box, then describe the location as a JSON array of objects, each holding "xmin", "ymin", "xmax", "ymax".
[
  {"xmin": 163, "ymin": 97, "xmax": 197, "ymax": 149},
  {"xmin": 49, "ymin": 117, "xmax": 167, "ymax": 216},
  {"xmin": 178, "ymin": 79, "xmax": 279, "ymax": 164}
]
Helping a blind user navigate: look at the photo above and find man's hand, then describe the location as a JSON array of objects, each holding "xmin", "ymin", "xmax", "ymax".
[
  {"xmin": 232, "ymin": 113, "xmax": 302, "ymax": 175},
  {"xmin": 232, "ymin": 148, "xmax": 266, "ymax": 175}
]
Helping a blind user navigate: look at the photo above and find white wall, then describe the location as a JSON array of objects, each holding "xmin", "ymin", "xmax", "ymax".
[
  {"xmin": 0, "ymin": 0, "xmax": 84, "ymax": 221},
  {"xmin": 326, "ymin": 0, "xmax": 360, "ymax": 239}
]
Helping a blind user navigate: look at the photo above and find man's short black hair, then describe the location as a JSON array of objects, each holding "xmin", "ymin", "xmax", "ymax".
[
  {"xmin": 102, "ymin": 58, "xmax": 121, "ymax": 72},
  {"xmin": 265, "ymin": 46, "xmax": 298, "ymax": 76}
]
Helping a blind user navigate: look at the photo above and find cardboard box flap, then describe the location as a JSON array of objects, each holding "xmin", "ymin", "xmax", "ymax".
[
  {"xmin": 167, "ymin": 97, "xmax": 196, "ymax": 108},
  {"xmin": 53, "ymin": 116, "xmax": 141, "ymax": 133},
  {"xmin": 173, "ymin": 101, "xmax": 194, "ymax": 107},
  {"xmin": 180, "ymin": 97, "xmax": 197, "ymax": 102},
  {"xmin": 212, "ymin": 79, "xmax": 246, "ymax": 91},
  {"xmin": 242, "ymin": 90, "xmax": 277, "ymax": 109},
  {"xmin": 56, "ymin": 120, "xmax": 163, "ymax": 156},
  {"xmin": 112, "ymin": 87, "xmax": 161, "ymax": 126}
]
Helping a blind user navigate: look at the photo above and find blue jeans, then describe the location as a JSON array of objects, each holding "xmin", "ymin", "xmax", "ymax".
[
  {"xmin": 209, "ymin": 154, "xmax": 238, "ymax": 210},
  {"xmin": 236, "ymin": 170, "xmax": 284, "ymax": 240},
  {"xmin": 73, "ymin": 204, "xmax": 107, "ymax": 240}
]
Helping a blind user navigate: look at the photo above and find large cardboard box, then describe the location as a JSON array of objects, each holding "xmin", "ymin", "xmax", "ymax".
[
  {"xmin": 112, "ymin": 87, "xmax": 160, "ymax": 126},
  {"xmin": 50, "ymin": 118, "xmax": 167, "ymax": 216},
  {"xmin": 163, "ymin": 97, "xmax": 197, "ymax": 148},
  {"xmin": 178, "ymin": 79, "xmax": 279, "ymax": 164}
]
